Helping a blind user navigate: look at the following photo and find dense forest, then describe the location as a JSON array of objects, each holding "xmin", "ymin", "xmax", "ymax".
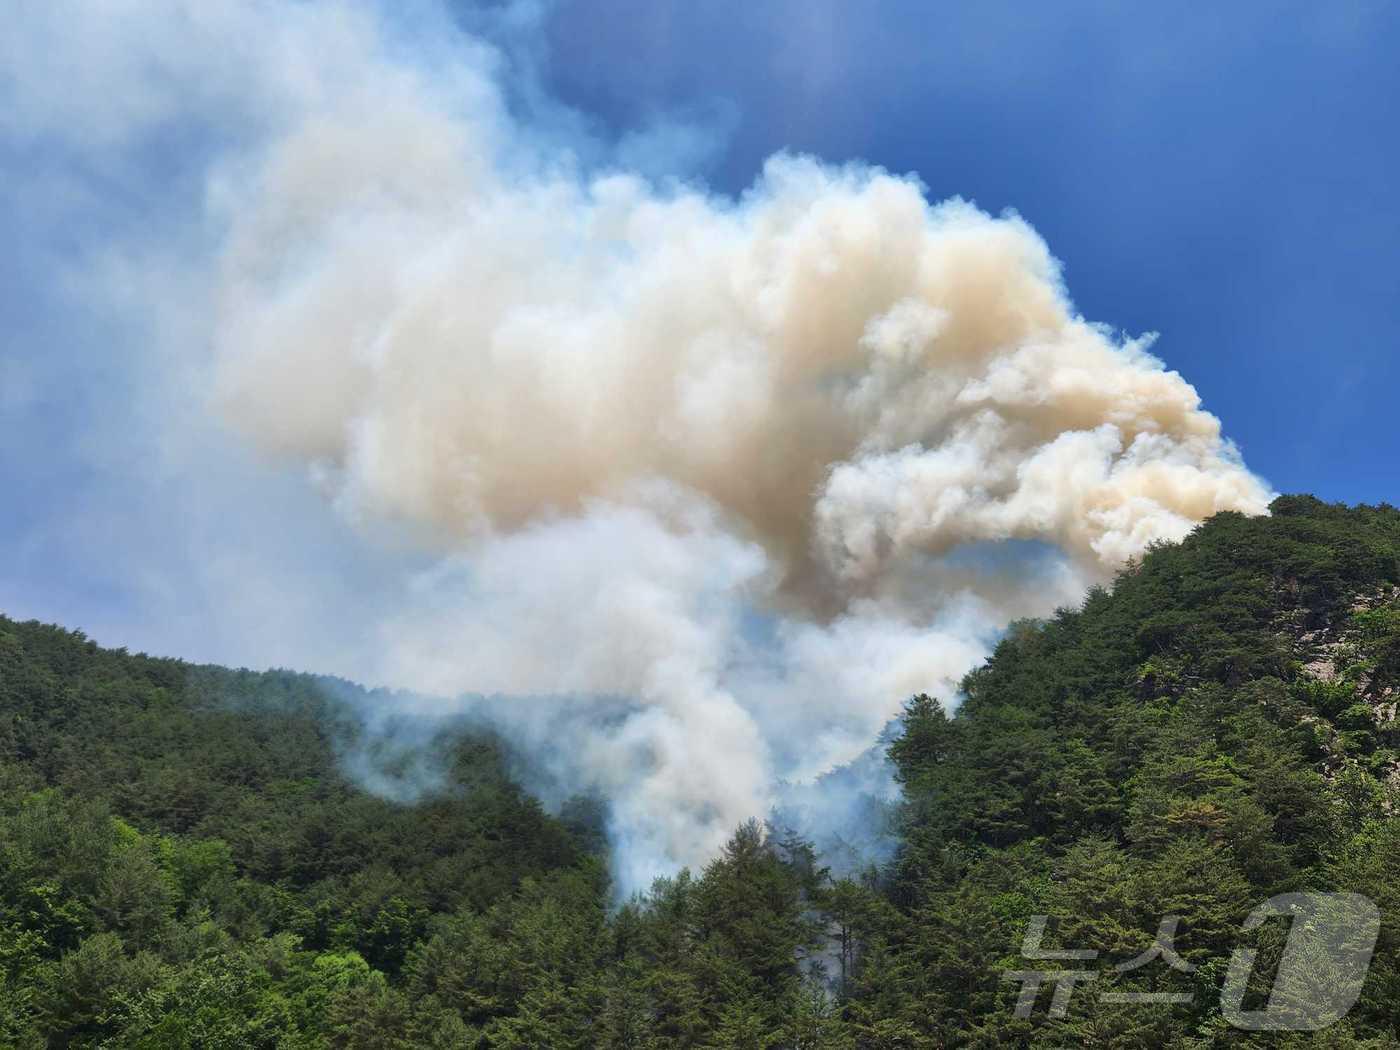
[{"xmin": 2, "ymin": 495, "xmax": 1399, "ymax": 1046}]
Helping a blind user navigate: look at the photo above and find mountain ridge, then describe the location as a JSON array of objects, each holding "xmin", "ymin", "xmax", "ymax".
[{"xmin": 1, "ymin": 494, "xmax": 1398, "ymax": 1045}]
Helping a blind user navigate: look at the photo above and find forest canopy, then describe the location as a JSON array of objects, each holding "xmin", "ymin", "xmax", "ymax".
[{"xmin": 1, "ymin": 495, "xmax": 1399, "ymax": 1046}]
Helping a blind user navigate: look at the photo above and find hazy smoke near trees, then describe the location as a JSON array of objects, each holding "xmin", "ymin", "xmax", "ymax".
[{"xmin": 5, "ymin": 1, "xmax": 1273, "ymax": 893}]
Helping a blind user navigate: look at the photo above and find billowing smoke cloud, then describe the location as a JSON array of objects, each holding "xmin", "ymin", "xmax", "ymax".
[
  {"xmin": 215, "ymin": 143, "xmax": 1264, "ymax": 598},
  {"xmin": 5, "ymin": 1, "xmax": 1272, "ymax": 893}
]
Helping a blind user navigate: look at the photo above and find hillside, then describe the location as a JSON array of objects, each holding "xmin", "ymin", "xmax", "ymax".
[
  {"xmin": 0, "ymin": 629, "xmax": 597, "ymax": 1045},
  {"xmin": 880, "ymin": 495, "xmax": 1400, "ymax": 1046},
  {"xmin": 0, "ymin": 495, "xmax": 1398, "ymax": 1046}
]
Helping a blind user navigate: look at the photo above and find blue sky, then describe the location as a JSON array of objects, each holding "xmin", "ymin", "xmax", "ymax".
[
  {"xmin": 1, "ymin": 0, "xmax": 1398, "ymax": 664},
  {"xmin": 538, "ymin": 0, "xmax": 1400, "ymax": 504}
]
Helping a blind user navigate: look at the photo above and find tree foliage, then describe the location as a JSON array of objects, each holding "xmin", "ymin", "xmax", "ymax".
[{"xmin": 2, "ymin": 495, "xmax": 1399, "ymax": 1044}]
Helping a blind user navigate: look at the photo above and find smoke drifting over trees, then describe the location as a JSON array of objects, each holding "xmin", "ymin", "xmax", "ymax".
[{"xmin": 5, "ymin": 1, "xmax": 1272, "ymax": 890}]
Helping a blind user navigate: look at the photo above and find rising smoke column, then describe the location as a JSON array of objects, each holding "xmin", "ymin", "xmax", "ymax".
[{"xmin": 120, "ymin": 1, "xmax": 1270, "ymax": 892}]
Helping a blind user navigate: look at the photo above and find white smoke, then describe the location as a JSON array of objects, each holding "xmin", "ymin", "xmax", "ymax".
[{"xmin": 5, "ymin": 1, "xmax": 1273, "ymax": 893}]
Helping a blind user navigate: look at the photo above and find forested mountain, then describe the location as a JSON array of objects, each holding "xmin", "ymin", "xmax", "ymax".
[{"xmin": 2, "ymin": 495, "xmax": 1399, "ymax": 1046}]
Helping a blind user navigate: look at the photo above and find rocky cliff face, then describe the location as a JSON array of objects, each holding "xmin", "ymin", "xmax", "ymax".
[{"xmin": 1287, "ymin": 583, "xmax": 1400, "ymax": 793}]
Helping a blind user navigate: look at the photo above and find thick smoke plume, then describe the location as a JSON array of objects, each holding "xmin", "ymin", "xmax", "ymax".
[{"xmin": 7, "ymin": 1, "xmax": 1273, "ymax": 893}]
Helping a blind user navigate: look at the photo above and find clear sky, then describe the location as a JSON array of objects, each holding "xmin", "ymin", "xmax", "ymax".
[{"xmin": 1, "ymin": 0, "xmax": 1398, "ymax": 667}]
